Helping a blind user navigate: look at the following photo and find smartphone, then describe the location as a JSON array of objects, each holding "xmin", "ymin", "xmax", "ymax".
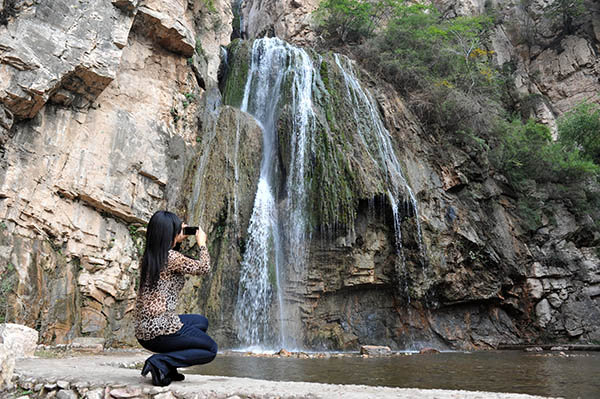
[{"xmin": 183, "ymin": 226, "xmax": 199, "ymax": 235}]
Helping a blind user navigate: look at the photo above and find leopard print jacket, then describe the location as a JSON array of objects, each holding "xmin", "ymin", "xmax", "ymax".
[{"xmin": 134, "ymin": 247, "xmax": 210, "ymax": 341}]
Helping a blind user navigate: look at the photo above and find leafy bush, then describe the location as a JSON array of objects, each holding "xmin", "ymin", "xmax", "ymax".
[
  {"xmin": 558, "ymin": 101, "xmax": 600, "ymax": 164},
  {"xmin": 314, "ymin": 0, "xmax": 397, "ymax": 43},
  {"xmin": 493, "ymin": 117, "xmax": 599, "ymax": 187},
  {"xmin": 379, "ymin": 9, "xmax": 495, "ymax": 95},
  {"xmin": 336, "ymin": 1, "xmax": 499, "ymax": 137}
]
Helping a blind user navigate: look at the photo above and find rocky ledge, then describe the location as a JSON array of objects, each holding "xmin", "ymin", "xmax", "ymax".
[{"xmin": 5, "ymin": 351, "xmax": 559, "ymax": 399}]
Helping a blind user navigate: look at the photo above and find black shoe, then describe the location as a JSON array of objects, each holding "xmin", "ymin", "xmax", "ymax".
[
  {"xmin": 168, "ymin": 369, "xmax": 185, "ymax": 381},
  {"xmin": 151, "ymin": 369, "xmax": 172, "ymax": 387},
  {"xmin": 142, "ymin": 360, "xmax": 172, "ymax": 386},
  {"xmin": 141, "ymin": 360, "xmax": 152, "ymax": 377}
]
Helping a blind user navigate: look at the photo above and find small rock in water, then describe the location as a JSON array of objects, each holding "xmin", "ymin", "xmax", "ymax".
[
  {"xmin": 360, "ymin": 345, "xmax": 392, "ymax": 356},
  {"xmin": 525, "ymin": 346, "xmax": 544, "ymax": 352},
  {"xmin": 550, "ymin": 346, "xmax": 569, "ymax": 351},
  {"xmin": 276, "ymin": 349, "xmax": 292, "ymax": 357},
  {"xmin": 419, "ymin": 348, "xmax": 440, "ymax": 355}
]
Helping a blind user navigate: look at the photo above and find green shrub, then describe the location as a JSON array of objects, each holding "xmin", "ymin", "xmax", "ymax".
[
  {"xmin": 494, "ymin": 117, "xmax": 599, "ymax": 186},
  {"xmin": 314, "ymin": 0, "xmax": 396, "ymax": 43},
  {"xmin": 558, "ymin": 101, "xmax": 600, "ymax": 164},
  {"xmin": 341, "ymin": 1, "xmax": 499, "ymax": 137}
]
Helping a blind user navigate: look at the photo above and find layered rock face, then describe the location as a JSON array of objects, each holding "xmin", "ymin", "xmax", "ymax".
[{"xmin": 0, "ymin": 0, "xmax": 238, "ymax": 345}]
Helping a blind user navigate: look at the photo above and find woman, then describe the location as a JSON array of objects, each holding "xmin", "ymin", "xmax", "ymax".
[{"xmin": 134, "ymin": 210, "xmax": 217, "ymax": 386}]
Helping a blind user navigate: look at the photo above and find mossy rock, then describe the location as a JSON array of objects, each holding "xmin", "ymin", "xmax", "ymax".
[{"xmin": 222, "ymin": 39, "xmax": 252, "ymax": 108}]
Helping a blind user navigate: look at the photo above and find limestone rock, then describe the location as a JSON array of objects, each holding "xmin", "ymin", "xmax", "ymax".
[
  {"xmin": 242, "ymin": 0, "xmax": 320, "ymax": 45},
  {"xmin": 0, "ymin": 0, "xmax": 135, "ymax": 119},
  {"xmin": 112, "ymin": 0, "xmax": 139, "ymax": 12},
  {"xmin": 0, "ymin": 1, "xmax": 203, "ymax": 345},
  {"xmin": 135, "ymin": 2, "xmax": 195, "ymax": 57},
  {"xmin": 0, "ymin": 323, "xmax": 38, "ymax": 358},
  {"xmin": 530, "ymin": 35, "xmax": 599, "ymax": 114},
  {"xmin": 109, "ymin": 387, "xmax": 142, "ymax": 398},
  {"xmin": 434, "ymin": 0, "xmax": 487, "ymax": 18},
  {"xmin": 535, "ymin": 299, "xmax": 552, "ymax": 328},
  {"xmin": 276, "ymin": 349, "xmax": 292, "ymax": 357},
  {"xmin": 154, "ymin": 392, "xmax": 177, "ymax": 399},
  {"xmin": 83, "ymin": 388, "xmax": 105, "ymax": 399},
  {"xmin": 56, "ymin": 390, "xmax": 78, "ymax": 399},
  {"xmin": 527, "ymin": 278, "xmax": 543, "ymax": 300},
  {"xmin": 0, "ymin": 342, "xmax": 15, "ymax": 388},
  {"xmin": 190, "ymin": 0, "xmax": 233, "ymax": 82},
  {"xmin": 525, "ymin": 346, "xmax": 543, "ymax": 352},
  {"xmin": 360, "ymin": 345, "xmax": 392, "ymax": 356},
  {"xmin": 178, "ymin": 102, "xmax": 263, "ymax": 346}
]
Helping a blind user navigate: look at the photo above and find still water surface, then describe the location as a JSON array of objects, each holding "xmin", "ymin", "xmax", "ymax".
[{"xmin": 188, "ymin": 351, "xmax": 600, "ymax": 399}]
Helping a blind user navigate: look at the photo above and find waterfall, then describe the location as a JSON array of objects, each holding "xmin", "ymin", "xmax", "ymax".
[
  {"xmin": 333, "ymin": 54, "xmax": 425, "ymax": 295},
  {"xmin": 231, "ymin": 38, "xmax": 425, "ymax": 350},
  {"xmin": 233, "ymin": 38, "xmax": 316, "ymax": 350}
]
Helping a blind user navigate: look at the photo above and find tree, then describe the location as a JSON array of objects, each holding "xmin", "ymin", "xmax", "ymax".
[{"xmin": 544, "ymin": 0, "xmax": 585, "ymax": 35}]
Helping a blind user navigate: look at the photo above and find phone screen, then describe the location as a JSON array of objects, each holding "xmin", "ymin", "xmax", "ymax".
[{"xmin": 183, "ymin": 226, "xmax": 199, "ymax": 235}]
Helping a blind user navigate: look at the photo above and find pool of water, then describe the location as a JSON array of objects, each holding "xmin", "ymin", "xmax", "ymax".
[{"xmin": 187, "ymin": 351, "xmax": 600, "ymax": 399}]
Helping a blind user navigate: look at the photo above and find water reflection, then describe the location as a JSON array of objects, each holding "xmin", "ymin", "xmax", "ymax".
[{"xmin": 187, "ymin": 351, "xmax": 600, "ymax": 399}]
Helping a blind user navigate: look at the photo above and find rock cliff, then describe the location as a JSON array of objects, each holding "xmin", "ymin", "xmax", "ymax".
[
  {"xmin": 0, "ymin": 0, "xmax": 598, "ymax": 351},
  {"xmin": 0, "ymin": 0, "xmax": 239, "ymax": 345}
]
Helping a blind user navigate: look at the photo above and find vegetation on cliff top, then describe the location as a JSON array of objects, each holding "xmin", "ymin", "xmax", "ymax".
[{"xmin": 315, "ymin": 0, "xmax": 600, "ymax": 234}]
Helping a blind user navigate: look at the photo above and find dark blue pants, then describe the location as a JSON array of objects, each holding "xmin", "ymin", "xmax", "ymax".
[{"xmin": 138, "ymin": 314, "xmax": 218, "ymax": 377}]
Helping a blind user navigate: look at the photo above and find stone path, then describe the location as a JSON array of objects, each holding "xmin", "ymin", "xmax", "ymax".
[{"xmin": 11, "ymin": 352, "xmax": 561, "ymax": 399}]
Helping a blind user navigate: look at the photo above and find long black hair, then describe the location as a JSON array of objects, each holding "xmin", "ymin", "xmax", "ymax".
[{"xmin": 139, "ymin": 211, "xmax": 182, "ymax": 290}]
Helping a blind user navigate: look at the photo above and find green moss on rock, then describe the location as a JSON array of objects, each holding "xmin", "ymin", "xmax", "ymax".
[{"xmin": 222, "ymin": 39, "xmax": 251, "ymax": 108}]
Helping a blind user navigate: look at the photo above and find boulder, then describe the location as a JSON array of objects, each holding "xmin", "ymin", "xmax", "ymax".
[
  {"xmin": 0, "ymin": 342, "xmax": 15, "ymax": 388},
  {"xmin": 56, "ymin": 390, "xmax": 78, "ymax": 399},
  {"xmin": 360, "ymin": 345, "xmax": 392, "ymax": 356},
  {"xmin": 0, "ymin": 323, "xmax": 38, "ymax": 358},
  {"xmin": 135, "ymin": 2, "xmax": 195, "ymax": 57}
]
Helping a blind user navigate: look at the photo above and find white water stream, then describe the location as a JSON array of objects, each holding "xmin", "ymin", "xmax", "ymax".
[{"xmin": 234, "ymin": 38, "xmax": 316, "ymax": 350}]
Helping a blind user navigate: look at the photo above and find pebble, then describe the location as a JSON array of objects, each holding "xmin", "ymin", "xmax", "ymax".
[{"xmin": 56, "ymin": 389, "xmax": 78, "ymax": 399}]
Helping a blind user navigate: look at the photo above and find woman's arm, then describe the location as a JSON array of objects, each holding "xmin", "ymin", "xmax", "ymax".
[{"xmin": 168, "ymin": 247, "xmax": 210, "ymax": 275}]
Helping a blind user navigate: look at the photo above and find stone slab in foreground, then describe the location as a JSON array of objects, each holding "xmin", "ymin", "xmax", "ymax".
[{"xmin": 12, "ymin": 353, "xmax": 561, "ymax": 399}]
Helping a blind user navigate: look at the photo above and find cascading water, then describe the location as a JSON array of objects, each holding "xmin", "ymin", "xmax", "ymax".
[
  {"xmin": 233, "ymin": 38, "xmax": 316, "ymax": 350},
  {"xmin": 333, "ymin": 54, "xmax": 425, "ymax": 297},
  {"xmin": 231, "ymin": 38, "xmax": 425, "ymax": 351}
]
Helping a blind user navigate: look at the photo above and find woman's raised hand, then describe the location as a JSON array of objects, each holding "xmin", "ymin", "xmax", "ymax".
[{"xmin": 195, "ymin": 226, "xmax": 207, "ymax": 247}]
